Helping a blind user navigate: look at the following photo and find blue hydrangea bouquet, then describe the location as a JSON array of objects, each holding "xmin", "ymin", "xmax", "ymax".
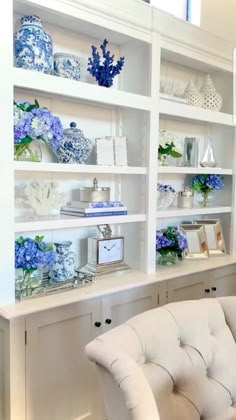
[
  {"xmin": 14, "ymin": 100, "xmax": 63, "ymax": 162},
  {"xmin": 192, "ymin": 174, "xmax": 224, "ymax": 207},
  {"xmin": 15, "ymin": 235, "xmax": 55, "ymax": 289},
  {"xmin": 156, "ymin": 227, "xmax": 188, "ymax": 265}
]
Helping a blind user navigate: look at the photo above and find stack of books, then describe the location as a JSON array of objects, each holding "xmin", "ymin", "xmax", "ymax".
[{"xmin": 60, "ymin": 201, "xmax": 128, "ymax": 218}]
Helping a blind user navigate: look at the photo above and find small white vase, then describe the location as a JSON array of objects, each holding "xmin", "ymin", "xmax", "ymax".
[
  {"xmin": 183, "ymin": 80, "xmax": 204, "ymax": 107},
  {"xmin": 200, "ymin": 75, "xmax": 222, "ymax": 111}
]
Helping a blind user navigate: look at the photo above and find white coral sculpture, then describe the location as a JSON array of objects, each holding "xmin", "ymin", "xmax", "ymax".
[{"xmin": 18, "ymin": 181, "xmax": 65, "ymax": 217}]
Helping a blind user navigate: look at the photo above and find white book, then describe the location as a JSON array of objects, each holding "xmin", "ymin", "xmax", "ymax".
[{"xmin": 62, "ymin": 206, "xmax": 127, "ymax": 213}]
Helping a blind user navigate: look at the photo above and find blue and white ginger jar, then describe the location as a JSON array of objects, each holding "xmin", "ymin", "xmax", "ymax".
[
  {"xmin": 52, "ymin": 241, "xmax": 75, "ymax": 282},
  {"xmin": 14, "ymin": 15, "xmax": 53, "ymax": 74},
  {"xmin": 55, "ymin": 122, "xmax": 93, "ymax": 164},
  {"xmin": 54, "ymin": 53, "xmax": 80, "ymax": 81}
]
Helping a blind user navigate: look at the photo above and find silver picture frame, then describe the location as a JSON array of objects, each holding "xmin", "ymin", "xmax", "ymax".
[
  {"xmin": 194, "ymin": 219, "xmax": 226, "ymax": 256},
  {"xmin": 180, "ymin": 224, "xmax": 209, "ymax": 259},
  {"xmin": 182, "ymin": 137, "xmax": 199, "ymax": 167}
]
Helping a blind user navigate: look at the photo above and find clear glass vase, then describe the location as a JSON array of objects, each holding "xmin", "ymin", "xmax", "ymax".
[
  {"xmin": 158, "ymin": 154, "xmax": 168, "ymax": 166},
  {"xmin": 156, "ymin": 251, "xmax": 178, "ymax": 265},
  {"xmin": 15, "ymin": 268, "xmax": 43, "ymax": 291},
  {"xmin": 157, "ymin": 191, "xmax": 176, "ymax": 210},
  {"xmin": 197, "ymin": 191, "xmax": 213, "ymax": 207},
  {"xmin": 14, "ymin": 140, "xmax": 42, "ymax": 162}
]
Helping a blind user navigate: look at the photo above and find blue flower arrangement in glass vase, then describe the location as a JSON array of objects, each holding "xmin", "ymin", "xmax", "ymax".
[
  {"xmin": 87, "ymin": 39, "xmax": 125, "ymax": 88},
  {"xmin": 15, "ymin": 235, "xmax": 55, "ymax": 290},
  {"xmin": 156, "ymin": 227, "xmax": 188, "ymax": 265},
  {"xmin": 14, "ymin": 100, "xmax": 63, "ymax": 162},
  {"xmin": 192, "ymin": 174, "xmax": 224, "ymax": 207}
]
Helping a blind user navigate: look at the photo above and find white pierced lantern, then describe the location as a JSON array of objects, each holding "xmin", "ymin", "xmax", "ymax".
[
  {"xmin": 183, "ymin": 80, "xmax": 204, "ymax": 107},
  {"xmin": 200, "ymin": 75, "xmax": 222, "ymax": 111}
]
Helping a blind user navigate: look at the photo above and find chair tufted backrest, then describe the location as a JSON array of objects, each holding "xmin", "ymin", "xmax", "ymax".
[{"xmin": 85, "ymin": 297, "xmax": 236, "ymax": 420}]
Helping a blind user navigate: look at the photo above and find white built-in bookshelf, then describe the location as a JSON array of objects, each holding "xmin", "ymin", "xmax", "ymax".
[{"xmin": 0, "ymin": 0, "xmax": 235, "ymax": 305}]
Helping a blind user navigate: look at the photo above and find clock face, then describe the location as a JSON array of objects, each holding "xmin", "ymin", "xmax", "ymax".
[{"xmin": 98, "ymin": 238, "xmax": 124, "ymax": 265}]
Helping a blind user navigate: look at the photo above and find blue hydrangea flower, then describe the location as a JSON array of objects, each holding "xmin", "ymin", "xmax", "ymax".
[
  {"xmin": 157, "ymin": 183, "xmax": 176, "ymax": 193},
  {"xmin": 156, "ymin": 227, "xmax": 188, "ymax": 256},
  {"xmin": 192, "ymin": 174, "xmax": 224, "ymax": 193},
  {"xmin": 14, "ymin": 101, "xmax": 63, "ymax": 152},
  {"xmin": 15, "ymin": 236, "xmax": 55, "ymax": 272}
]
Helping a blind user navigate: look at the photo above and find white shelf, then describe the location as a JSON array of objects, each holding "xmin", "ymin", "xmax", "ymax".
[
  {"xmin": 14, "ymin": 161, "xmax": 147, "ymax": 175},
  {"xmin": 159, "ymin": 98, "xmax": 234, "ymax": 126},
  {"xmin": 157, "ymin": 206, "xmax": 232, "ymax": 218},
  {"xmin": 13, "ymin": 68, "xmax": 152, "ymax": 111},
  {"xmin": 15, "ymin": 213, "xmax": 146, "ymax": 233},
  {"xmin": 158, "ymin": 166, "xmax": 233, "ymax": 175}
]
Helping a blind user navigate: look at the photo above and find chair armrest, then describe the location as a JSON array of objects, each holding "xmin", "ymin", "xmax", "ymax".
[{"xmin": 85, "ymin": 338, "xmax": 160, "ymax": 420}]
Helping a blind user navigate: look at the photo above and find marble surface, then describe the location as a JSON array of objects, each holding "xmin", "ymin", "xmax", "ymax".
[{"xmin": 1, "ymin": 256, "xmax": 236, "ymax": 319}]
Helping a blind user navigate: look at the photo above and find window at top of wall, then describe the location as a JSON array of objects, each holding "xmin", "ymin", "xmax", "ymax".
[{"xmin": 147, "ymin": 0, "xmax": 202, "ymax": 26}]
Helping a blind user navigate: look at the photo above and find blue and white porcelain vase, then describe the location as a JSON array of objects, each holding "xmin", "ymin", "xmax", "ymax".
[
  {"xmin": 52, "ymin": 241, "xmax": 76, "ymax": 282},
  {"xmin": 54, "ymin": 122, "xmax": 93, "ymax": 164},
  {"xmin": 54, "ymin": 53, "xmax": 80, "ymax": 80},
  {"xmin": 14, "ymin": 15, "xmax": 53, "ymax": 74}
]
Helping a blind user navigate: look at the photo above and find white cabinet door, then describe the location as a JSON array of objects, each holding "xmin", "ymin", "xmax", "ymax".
[
  {"xmin": 101, "ymin": 284, "xmax": 164, "ymax": 332},
  {"xmin": 167, "ymin": 273, "xmax": 210, "ymax": 303},
  {"xmin": 210, "ymin": 265, "xmax": 236, "ymax": 297},
  {"xmin": 25, "ymin": 299, "xmax": 106, "ymax": 420}
]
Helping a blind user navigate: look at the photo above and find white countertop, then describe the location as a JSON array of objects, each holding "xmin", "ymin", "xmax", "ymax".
[{"xmin": 1, "ymin": 256, "xmax": 236, "ymax": 319}]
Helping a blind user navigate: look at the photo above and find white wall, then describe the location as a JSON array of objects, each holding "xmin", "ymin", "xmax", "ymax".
[
  {"xmin": 150, "ymin": 0, "xmax": 187, "ymax": 19},
  {"xmin": 201, "ymin": 0, "xmax": 236, "ymax": 44}
]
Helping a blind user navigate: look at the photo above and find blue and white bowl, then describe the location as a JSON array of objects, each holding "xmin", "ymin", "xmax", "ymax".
[
  {"xmin": 54, "ymin": 53, "xmax": 80, "ymax": 81},
  {"xmin": 14, "ymin": 15, "xmax": 53, "ymax": 74}
]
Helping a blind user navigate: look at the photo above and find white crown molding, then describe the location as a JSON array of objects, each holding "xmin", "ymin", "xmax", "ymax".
[
  {"xmin": 17, "ymin": 0, "xmax": 152, "ymax": 41},
  {"xmin": 153, "ymin": 8, "xmax": 233, "ymax": 71}
]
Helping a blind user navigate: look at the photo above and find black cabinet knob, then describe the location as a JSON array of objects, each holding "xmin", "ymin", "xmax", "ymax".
[
  {"xmin": 212, "ymin": 287, "xmax": 217, "ymax": 292},
  {"xmin": 105, "ymin": 319, "xmax": 112, "ymax": 325},
  {"xmin": 94, "ymin": 322, "xmax": 101, "ymax": 328},
  {"xmin": 205, "ymin": 289, "xmax": 210, "ymax": 293}
]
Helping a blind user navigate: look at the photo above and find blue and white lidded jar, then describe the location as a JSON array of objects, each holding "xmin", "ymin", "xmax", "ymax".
[
  {"xmin": 55, "ymin": 122, "xmax": 93, "ymax": 164},
  {"xmin": 52, "ymin": 241, "xmax": 76, "ymax": 282},
  {"xmin": 14, "ymin": 15, "xmax": 53, "ymax": 74},
  {"xmin": 54, "ymin": 53, "xmax": 80, "ymax": 80}
]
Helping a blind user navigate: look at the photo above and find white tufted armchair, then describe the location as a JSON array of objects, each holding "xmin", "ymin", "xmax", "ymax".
[{"xmin": 85, "ymin": 297, "xmax": 236, "ymax": 420}]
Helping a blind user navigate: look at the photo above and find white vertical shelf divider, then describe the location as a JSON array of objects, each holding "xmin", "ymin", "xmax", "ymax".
[
  {"xmin": 0, "ymin": 0, "xmax": 15, "ymax": 305},
  {"xmin": 144, "ymin": 31, "xmax": 160, "ymax": 273}
]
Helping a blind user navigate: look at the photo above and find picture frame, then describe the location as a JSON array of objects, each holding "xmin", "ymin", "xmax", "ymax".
[
  {"xmin": 194, "ymin": 219, "xmax": 226, "ymax": 256},
  {"xmin": 106, "ymin": 136, "xmax": 128, "ymax": 166},
  {"xmin": 95, "ymin": 138, "xmax": 115, "ymax": 166},
  {"xmin": 182, "ymin": 137, "xmax": 199, "ymax": 167},
  {"xmin": 95, "ymin": 137, "xmax": 128, "ymax": 166},
  {"xmin": 114, "ymin": 136, "xmax": 128, "ymax": 166},
  {"xmin": 180, "ymin": 224, "xmax": 209, "ymax": 259}
]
